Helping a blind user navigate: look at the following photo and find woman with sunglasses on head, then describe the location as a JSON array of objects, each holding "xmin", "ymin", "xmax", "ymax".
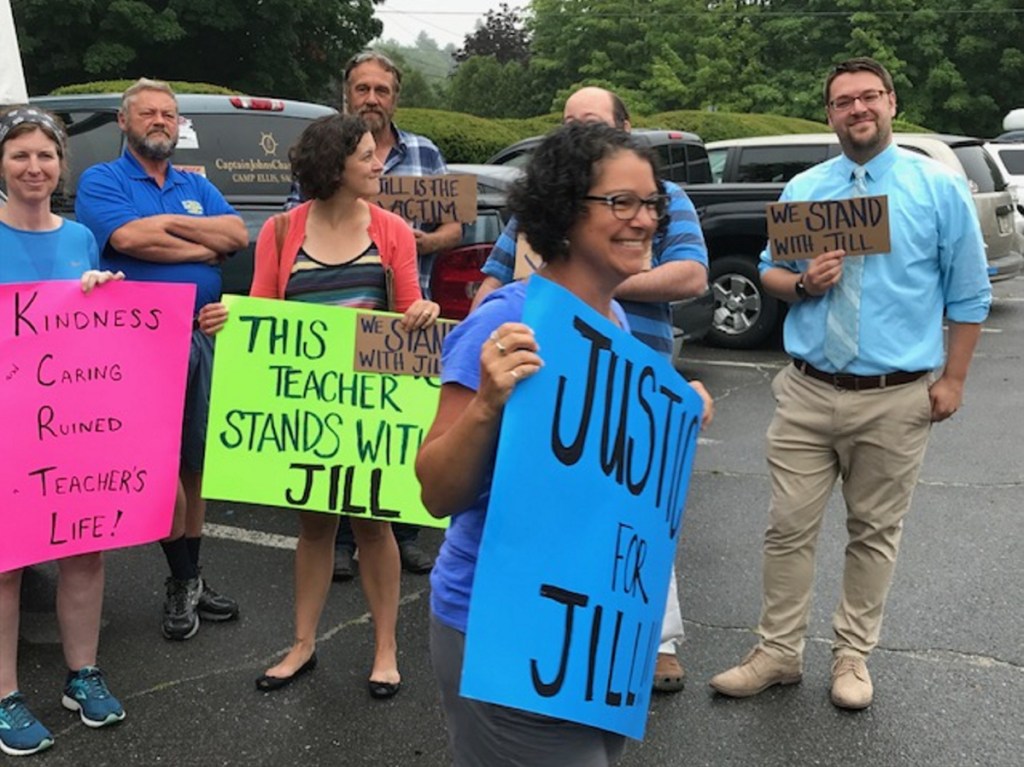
[
  {"xmin": 0, "ymin": 106, "xmax": 124, "ymax": 757},
  {"xmin": 416, "ymin": 121, "xmax": 713, "ymax": 766},
  {"xmin": 200, "ymin": 113, "xmax": 439, "ymax": 699}
]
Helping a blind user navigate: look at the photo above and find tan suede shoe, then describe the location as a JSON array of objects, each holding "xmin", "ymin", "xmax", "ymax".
[
  {"xmin": 830, "ymin": 655, "xmax": 873, "ymax": 709},
  {"xmin": 709, "ymin": 647, "xmax": 802, "ymax": 697}
]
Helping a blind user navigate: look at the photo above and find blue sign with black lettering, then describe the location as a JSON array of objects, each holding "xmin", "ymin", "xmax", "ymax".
[{"xmin": 461, "ymin": 276, "xmax": 704, "ymax": 739}]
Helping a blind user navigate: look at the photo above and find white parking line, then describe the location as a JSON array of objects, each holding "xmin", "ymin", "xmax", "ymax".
[
  {"xmin": 204, "ymin": 521, "xmax": 297, "ymax": 550},
  {"xmin": 683, "ymin": 358, "xmax": 787, "ymax": 370}
]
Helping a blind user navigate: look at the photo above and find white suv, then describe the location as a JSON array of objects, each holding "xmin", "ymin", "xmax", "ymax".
[
  {"xmin": 707, "ymin": 133, "xmax": 1024, "ymax": 282},
  {"xmin": 983, "ymin": 141, "xmax": 1024, "ymax": 247}
]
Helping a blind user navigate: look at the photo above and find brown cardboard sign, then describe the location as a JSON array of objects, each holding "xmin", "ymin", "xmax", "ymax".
[
  {"xmin": 513, "ymin": 233, "xmax": 544, "ymax": 280},
  {"xmin": 375, "ymin": 173, "xmax": 477, "ymax": 225},
  {"xmin": 353, "ymin": 312, "xmax": 458, "ymax": 377},
  {"xmin": 767, "ymin": 195, "xmax": 890, "ymax": 260}
]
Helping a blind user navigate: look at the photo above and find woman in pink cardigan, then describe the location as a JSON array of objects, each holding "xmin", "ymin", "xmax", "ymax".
[{"xmin": 201, "ymin": 114, "xmax": 438, "ymax": 698}]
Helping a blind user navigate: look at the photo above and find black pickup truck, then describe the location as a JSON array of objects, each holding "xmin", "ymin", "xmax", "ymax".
[
  {"xmin": 684, "ymin": 183, "xmax": 784, "ymax": 349},
  {"xmin": 488, "ymin": 130, "xmax": 785, "ymax": 350}
]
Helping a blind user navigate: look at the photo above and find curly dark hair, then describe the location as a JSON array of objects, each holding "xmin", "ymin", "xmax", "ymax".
[
  {"xmin": 509, "ymin": 122, "xmax": 662, "ymax": 263},
  {"xmin": 289, "ymin": 114, "xmax": 369, "ymax": 200}
]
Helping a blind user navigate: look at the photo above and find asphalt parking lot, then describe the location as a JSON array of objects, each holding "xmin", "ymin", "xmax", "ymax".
[{"xmin": 14, "ymin": 277, "xmax": 1023, "ymax": 767}]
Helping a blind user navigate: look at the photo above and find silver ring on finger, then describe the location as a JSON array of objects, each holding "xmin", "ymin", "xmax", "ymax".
[
  {"xmin": 509, "ymin": 368, "xmax": 519, "ymax": 380},
  {"xmin": 496, "ymin": 340, "xmax": 507, "ymax": 355}
]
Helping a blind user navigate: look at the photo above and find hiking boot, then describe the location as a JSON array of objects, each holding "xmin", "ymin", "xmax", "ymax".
[
  {"xmin": 162, "ymin": 576, "xmax": 201, "ymax": 640},
  {"xmin": 830, "ymin": 654, "xmax": 873, "ymax": 710},
  {"xmin": 0, "ymin": 691, "xmax": 54, "ymax": 756},
  {"xmin": 197, "ymin": 574, "xmax": 239, "ymax": 622},
  {"xmin": 709, "ymin": 647, "xmax": 802, "ymax": 697},
  {"xmin": 398, "ymin": 541, "xmax": 434, "ymax": 574},
  {"xmin": 61, "ymin": 667, "xmax": 125, "ymax": 727}
]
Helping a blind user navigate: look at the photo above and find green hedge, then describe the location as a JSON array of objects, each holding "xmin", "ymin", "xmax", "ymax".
[
  {"xmin": 396, "ymin": 108, "xmax": 522, "ymax": 164},
  {"xmin": 398, "ymin": 108, "xmax": 933, "ymax": 163},
  {"xmin": 634, "ymin": 110, "xmax": 828, "ymax": 142},
  {"xmin": 51, "ymin": 82, "xmax": 932, "ymax": 163}
]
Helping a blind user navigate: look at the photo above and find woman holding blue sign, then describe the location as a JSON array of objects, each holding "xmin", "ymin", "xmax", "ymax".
[
  {"xmin": 0, "ymin": 107, "xmax": 125, "ymax": 756},
  {"xmin": 201, "ymin": 113, "xmax": 439, "ymax": 699},
  {"xmin": 417, "ymin": 122, "xmax": 713, "ymax": 765}
]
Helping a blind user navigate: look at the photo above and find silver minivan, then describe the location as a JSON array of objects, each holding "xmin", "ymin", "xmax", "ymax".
[{"xmin": 707, "ymin": 133, "xmax": 1024, "ymax": 282}]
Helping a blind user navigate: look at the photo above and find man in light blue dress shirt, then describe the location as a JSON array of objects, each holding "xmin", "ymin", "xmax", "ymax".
[{"xmin": 710, "ymin": 57, "xmax": 991, "ymax": 710}]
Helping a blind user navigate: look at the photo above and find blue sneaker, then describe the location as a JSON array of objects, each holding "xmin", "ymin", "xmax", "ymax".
[
  {"xmin": 61, "ymin": 667, "xmax": 125, "ymax": 728},
  {"xmin": 0, "ymin": 691, "xmax": 54, "ymax": 756}
]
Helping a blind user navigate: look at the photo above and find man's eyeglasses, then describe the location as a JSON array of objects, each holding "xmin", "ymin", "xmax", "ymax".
[
  {"xmin": 583, "ymin": 193, "xmax": 668, "ymax": 221},
  {"xmin": 828, "ymin": 89, "xmax": 889, "ymax": 112}
]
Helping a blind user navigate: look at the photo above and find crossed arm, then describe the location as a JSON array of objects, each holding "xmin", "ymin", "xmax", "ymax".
[{"xmin": 109, "ymin": 214, "xmax": 248, "ymax": 264}]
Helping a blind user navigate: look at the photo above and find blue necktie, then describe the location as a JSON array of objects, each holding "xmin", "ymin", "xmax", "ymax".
[{"xmin": 824, "ymin": 166, "xmax": 868, "ymax": 370}]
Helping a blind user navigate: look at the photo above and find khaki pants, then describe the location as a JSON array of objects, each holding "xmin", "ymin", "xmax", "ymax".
[{"xmin": 757, "ymin": 364, "xmax": 933, "ymax": 660}]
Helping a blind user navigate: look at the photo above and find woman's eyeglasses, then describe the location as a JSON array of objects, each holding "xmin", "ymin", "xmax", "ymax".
[{"xmin": 583, "ymin": 193, "xmax": 669, "ymax": 221}]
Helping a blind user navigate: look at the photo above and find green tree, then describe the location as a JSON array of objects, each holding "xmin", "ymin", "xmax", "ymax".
[
  {"xmin": 455, "ymin": 3, "xmax": 530, "ymax": 64},
  {"xmin": 447, "ymin": 55, "xmax": 549, "ymax": 118},
  {"xmin": 13, "ymin": 0, "xmax": 383, "ymax": 100},
  {"xmin": 525, "ymin": 0, "xmax": 1024, "ymax": 134}
]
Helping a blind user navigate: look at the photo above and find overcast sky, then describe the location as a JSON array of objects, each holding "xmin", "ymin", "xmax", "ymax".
[{"xmin": 375, "ymin": 0, "xmax": 520, "ymax": 49}]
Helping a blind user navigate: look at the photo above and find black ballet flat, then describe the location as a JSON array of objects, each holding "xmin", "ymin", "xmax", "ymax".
[
  {"xmin": 255, "ymin": 653, "xmax": 318, "ymax": 692},
  {"xmin": 367, "ymin": 679, "xmax": 401, "ymax": 699}
]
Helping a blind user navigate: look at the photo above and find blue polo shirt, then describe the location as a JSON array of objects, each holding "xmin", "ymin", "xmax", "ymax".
[{"xmin": 75, "ymin": 150, "xmax": 238, "ymax": 312}]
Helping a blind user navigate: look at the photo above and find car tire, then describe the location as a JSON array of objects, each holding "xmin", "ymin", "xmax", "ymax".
[{"xmin": 706, "ymin": 254, "xmax": 780, "ymax": 349}]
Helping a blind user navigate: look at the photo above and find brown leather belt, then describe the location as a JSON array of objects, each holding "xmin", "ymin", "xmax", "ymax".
[{"xmin": 792, "ymin": 359, "xmax": 927, "ymax": 391}]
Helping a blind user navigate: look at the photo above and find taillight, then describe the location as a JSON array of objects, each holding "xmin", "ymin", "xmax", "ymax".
[
  {"xmin": 229, "ymin": 96, "xmax": 285, "ymax": 112},
  {"xmin": 431, "ymin": 244, "xmax": 492, "ymax": 319}
]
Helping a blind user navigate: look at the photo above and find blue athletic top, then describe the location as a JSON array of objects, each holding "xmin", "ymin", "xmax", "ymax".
[{"xmin": 0, "ymin": 219, "xmax": 99, "ymax": 284}]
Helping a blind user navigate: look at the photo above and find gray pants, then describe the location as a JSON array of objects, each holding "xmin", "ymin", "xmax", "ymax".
[{"xmin": 430, "ymin": 615, "xmax": 626, "ymax": 767}]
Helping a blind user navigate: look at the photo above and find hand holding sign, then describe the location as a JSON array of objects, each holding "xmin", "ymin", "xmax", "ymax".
[
  {"xmin": 801, "ymin": 249, "xmax": 846, "ymax": 296},
  {"xmin": 767, "ymin": 195, "xmax": 890, "ymax": 260},
  {"xmin": 203, "ymin": 296, "xmax": 447, "ymax": 528},
  {"xmin": 479, "ymin": 323, "xmax": 542, "ymax": 413},
  {"xmin": 1, "ymin": 280, "xmax": 194, "ymax": 571},
  {"xmin": 461, "ymin": 278, "xmax": 704, "ymax": 740}
]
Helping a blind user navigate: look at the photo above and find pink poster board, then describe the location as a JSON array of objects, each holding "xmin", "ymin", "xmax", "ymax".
[{"xmin": 1, "ymin": 280, "xmax": 194, "ymax": 571}]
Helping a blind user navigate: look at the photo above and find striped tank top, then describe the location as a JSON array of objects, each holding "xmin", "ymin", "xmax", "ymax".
[{"xmin": 284, "ymin": 242, "xmax": 389, "ymax": 310}]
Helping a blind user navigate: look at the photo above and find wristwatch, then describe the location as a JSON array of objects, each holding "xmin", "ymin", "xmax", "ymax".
[{"xmin": 794, "ymin": 273, "xmax": 809, "ymax": 300}]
